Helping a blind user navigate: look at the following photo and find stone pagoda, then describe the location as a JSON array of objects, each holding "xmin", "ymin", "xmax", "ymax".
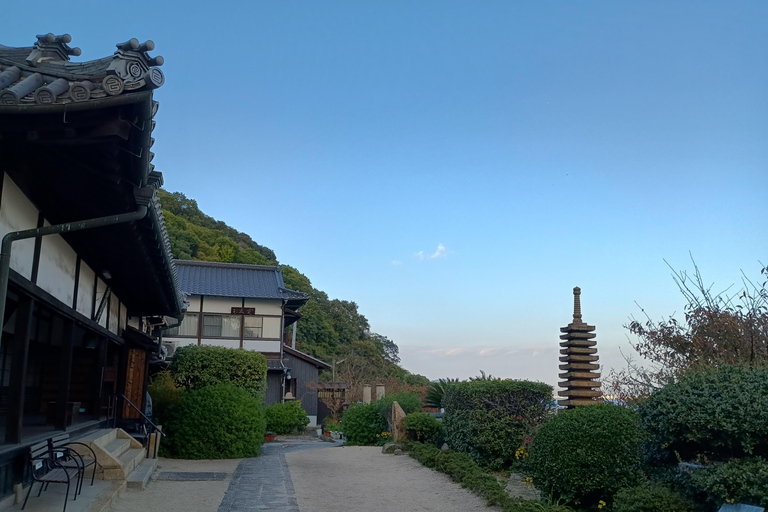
[{"xmin": 558, "ymin": 287, "xmax": 603, "ymax": 408}]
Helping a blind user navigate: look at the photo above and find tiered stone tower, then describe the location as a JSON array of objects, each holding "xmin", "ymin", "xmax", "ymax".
[{"xmin": 558, "ymin": 287, "xmax": 602, "ymax": 408}]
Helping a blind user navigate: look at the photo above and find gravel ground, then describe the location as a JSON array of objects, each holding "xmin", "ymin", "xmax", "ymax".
[
  {"xmin": 286, "ymin": 446, "xmax": 493, "ymax": 512},
  {"xmin": 110, "ymin": 458, "xmax": 241, "ymax": 512}
]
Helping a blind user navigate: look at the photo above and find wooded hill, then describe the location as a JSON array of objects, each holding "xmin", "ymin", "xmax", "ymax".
[{"xmin": 159, "ymin": 190, "xmax": 427, "ymax": 389}]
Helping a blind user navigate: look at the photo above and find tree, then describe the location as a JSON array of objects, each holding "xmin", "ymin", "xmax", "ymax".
[{"xmin": 606, "ymin": 257, "xmax": 768, "ymax": 400}]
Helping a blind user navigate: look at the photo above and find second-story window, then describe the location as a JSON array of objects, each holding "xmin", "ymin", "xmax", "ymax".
[
  {"xmin": 166, "ymin": 313, "xmax": 198, "ymax": 337},
  {"xmin": 243, "ymin": 316, "xmax": 263, "ymax": 339},
  {"xmin": 202, "ymin": 314, "xmax": 241, "ymax": 338}
]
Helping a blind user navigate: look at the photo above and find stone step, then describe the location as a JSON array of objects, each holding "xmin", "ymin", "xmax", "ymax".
[
  {"xmin": 118, "ymin": 448, "xmax": 145, "ymax": 476},
  {"xmin": 126, "ymin": 458, "xmax": 157, "ymax": 490},
  {"xmin": 75, "ymin": 428, "xmax": 117, "ymax": 449},
  {"xmin": 103, "ymin": 438, "xmax": 132, "ymax": 461}
]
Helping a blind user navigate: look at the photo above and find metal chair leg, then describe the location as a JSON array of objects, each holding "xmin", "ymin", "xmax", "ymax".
[
  {"xmin": 21, "ymin": 481, "xmax": 34, "ymax": 510},
  {"xmin": 62, "ymin": 480, "xmax": 70, "ymax": 512}
]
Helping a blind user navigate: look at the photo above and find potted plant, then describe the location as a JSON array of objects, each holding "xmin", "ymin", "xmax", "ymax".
[{"xmin": 265, "ymin": 431, "xmax": 277, "ymax": 442}]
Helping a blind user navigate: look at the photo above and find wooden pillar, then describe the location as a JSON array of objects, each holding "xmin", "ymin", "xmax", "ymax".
[
  {"xmin": 54, "ymin": 320, "xmax": 74, "ymax": 430},
  {"xmin": 6, "ymin": 296, "xmax": 34, "ymax": 444},
  {"xmin": 91, "ymin": 337, "xmax": 107, "ymax": 419}
]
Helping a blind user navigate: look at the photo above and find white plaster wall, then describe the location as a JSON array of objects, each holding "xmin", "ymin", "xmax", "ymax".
[
  {"xmin": 37, "ymin": 221, "xmax": 77, "ymax": 305},
  {"xmin": 127, "ymin": 316, "xmax": 140, "ymax": 329},
  {"xmin": 165, "ymin": 337, "xmax": 197, "ymax": 349},
  {"xmin": 262, "ymin": 317, "xmax": 282, "ymax": 339},
  {"xmin": 204, "ymin": 296, "xmax": 242, "ymax": 314},
  {"xmin": 108, "ymin": 295, "xmax": 120, "ymax": 334},
  {"xmin": 243, "ymin": 340, "xmax": 280, "ymax": 353},
  {"xmin": 95, "ymin": 279, "xmax": 108, "ymax": 328},
  {"xmin": 186, "ymin": 296, "xmax": 201, "ymax": 312},
  {"xmin": 0, "ymin": 175, "xmax": 38, "ymax": 280},
  {"xmin": 77, "ymin": 262, "xmax": 95, "ymax": 318},
  {"xmin": 119, "ymin": 302, "xmax": 126, "ymax": 331},
  {"xmin": 244, "ymin": 298, "xmax": 282, "ymax": 316},
  {"xmin": 201, "ymin": 339, "xmax": 240, "ymax": 349},
  {"xmin": 307, "ymin": 415, "xmax": 318, "ymax": 428}
]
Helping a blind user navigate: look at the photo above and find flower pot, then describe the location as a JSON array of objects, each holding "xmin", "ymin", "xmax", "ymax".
[
  {"xmin": 265, "ymin": 434, "xmax": 277, "ymax": 442},
  {"xmin": 324, "ymin": 431, "xmax": 331, "ymax": 437}
]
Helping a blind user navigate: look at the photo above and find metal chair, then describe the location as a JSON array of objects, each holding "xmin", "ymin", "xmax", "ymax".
[
  {"xmin": 48, "ymin": 434, "xmax": 98, "ymax": 495},
  {"xmin": 22, "ymin": 441, "xmax": 79, "ymax": 512}
]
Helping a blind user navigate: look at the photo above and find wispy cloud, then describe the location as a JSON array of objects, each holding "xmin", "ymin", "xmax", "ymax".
[
  {"xmin": 414, "ymin": 243, "xmax": 448, "ymax": 261},
  {"xmin": 391, "ymin": 260, "xmax": 403, "ymax": 266}
]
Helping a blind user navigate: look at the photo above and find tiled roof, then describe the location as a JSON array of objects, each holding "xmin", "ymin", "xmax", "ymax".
[
  {"xmin": 174, "ymin": 260, "xmax": 309, "ymax": 304},
  {"xmin": 0, "ymin": 34, "xmax": 164, "ymax": 107}
]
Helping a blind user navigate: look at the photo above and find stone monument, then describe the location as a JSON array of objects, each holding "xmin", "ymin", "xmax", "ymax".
[{"xmin": 558, "ymin": 287, "xmax": 603, "ymax": 408}]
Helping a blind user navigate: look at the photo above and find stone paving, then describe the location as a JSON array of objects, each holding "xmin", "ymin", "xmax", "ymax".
[{"xmin": 217, "ymin": 442, "xmax": 300, "ymax": 512}]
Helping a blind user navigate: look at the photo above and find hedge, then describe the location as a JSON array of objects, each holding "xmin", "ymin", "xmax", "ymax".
[
  {"xmin": 409, "ymin": 443, "xmax": 574, "ymax": 512},
  {"xmin": 403, "ymin": 412, "xmax": 444, "ymax": 446},
  {"xmin": 265, "ymin": 400, "xmax": 310, "ymax": 435},
  {"xmin": 171, "ymin": 345, "xmax": 268, "ymax": 399},
  {"xmin": 342, "ymin": 403, "xmax": 389, "ymax": 445},
  {"xmin": 165, "ymin": 382, "xmax": 265, "ymax": 459},
  {"xmin": 639, "ymin": 365, "xmax": 768, "ymax": 462},
  {"xmin": 526, "ymin": 404, "xmax": 644, "ymax": 506},
  {"xmin": 442, "ymin": 379, "xmax": 552, "ymax": 469}
]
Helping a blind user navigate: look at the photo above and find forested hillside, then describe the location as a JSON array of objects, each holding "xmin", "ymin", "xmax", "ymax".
[{"xmin": 159, "ymin": 190, "xmax": 427, "ymax": 391}]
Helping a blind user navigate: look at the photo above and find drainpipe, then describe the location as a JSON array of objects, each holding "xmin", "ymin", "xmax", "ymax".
[{"xmin": 0, "ymin": 198, "xmax": 151, "ymax": 347}]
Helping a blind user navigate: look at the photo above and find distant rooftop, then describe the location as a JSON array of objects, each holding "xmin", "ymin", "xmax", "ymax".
[{"xmin": 174, "ymin": 260, "xmax": 308, "ymax": 308}]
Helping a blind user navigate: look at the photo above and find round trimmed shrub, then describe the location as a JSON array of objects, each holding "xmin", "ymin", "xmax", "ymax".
[
  {"xmin": 265, "ymin": 400, "xmax": 310, "ymax": 435},
  {"xmin": 403, "ymin": 412, "xmax": 444, "ymax": 445},
  {"xmin": 527, "ymin": 404, "xmax": 644, "ymax": 505},
  {"xmin": 639, "ymin": 365, "xmax": 768, "ymax": 461},
  {"xmin": 171, "ymin": 345, "xmax": 268, "ymax": 399},
  {"xmin": 443, "ymin": 379, "xmax": 552, "ymax": 470},
  {"xmin": 342, "ymin": 403, "xmax": 388, "ymax": 445},
  {"xmin": 689, "ymin": 457, "xmax": 768, "ymax": 508},
  {"xmin": 613, "ymin": 483, "xmax": 696, "ymax": 512},
  {"xmin": 167, "ymin": 382, "xmax": 265, "ymax": 459}
]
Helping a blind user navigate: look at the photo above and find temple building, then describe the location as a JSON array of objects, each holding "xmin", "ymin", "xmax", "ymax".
[
  {"xmin": 0, "ymin": 33, "xmax": 181, "ymax": 499},
  {"xmin": 558, "ymin": 287, "xmax": 603, "ymax": 408}
]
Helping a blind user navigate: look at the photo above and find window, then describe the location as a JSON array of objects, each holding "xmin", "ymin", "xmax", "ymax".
[
  {"xmin": 243, "ymin": 316, "xmax": 263, "ymax": 339},
  {"xmin": 165, "ymin": 313, "xmax": 198, "ymax": 337},
  {"xmin": 202, "ymin": 314, "xmax": 241, "ymax": 338}
]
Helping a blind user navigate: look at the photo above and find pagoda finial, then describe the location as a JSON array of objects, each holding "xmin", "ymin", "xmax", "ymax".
[{"xmin": 573, "ymin": 286, "xmax": 582, "ymax": 323}]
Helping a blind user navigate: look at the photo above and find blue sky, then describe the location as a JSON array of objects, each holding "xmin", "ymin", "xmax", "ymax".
[{"xmin": 4, "ymin": 1, "xmax": 766, "ymax": 387}]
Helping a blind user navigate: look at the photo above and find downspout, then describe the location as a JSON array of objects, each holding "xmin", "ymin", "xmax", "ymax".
[{"xmin": 0, "ymin": 197, "xmax": 151, "ymax": 347}]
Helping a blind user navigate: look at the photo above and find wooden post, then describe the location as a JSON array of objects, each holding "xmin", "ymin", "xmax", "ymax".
[
  {"xmin": 91, "ymin": 337, "xmax": 107, "ymax": 420},
  {"xmin": 55, "ymin": 320, "xmax": 74, "ymax": 430},
  {"xmin": 6, "ymin": 296, "xmax": 34, "ymax": 444}
]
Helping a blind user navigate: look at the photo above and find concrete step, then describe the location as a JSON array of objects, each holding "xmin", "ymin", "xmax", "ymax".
[
  {"xmin": 117, "ymin": 448, "xmax": 145, "ymax": 477},
  {"xmin": 75, "ymin": 429, "xmax": 117, "ymax": 449},
  {"xmin": 103, "ymin": 438, "xmax": 132, "ymax": 460},
  {"xmin": 126, "ymin": 458, "xmax": 157, "ymax": 490}
]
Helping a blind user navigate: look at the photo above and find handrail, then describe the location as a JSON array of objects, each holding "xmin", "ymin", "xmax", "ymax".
[{"xmin": 118, "ymin": 394, "xmax": 165, "ymax": 459}]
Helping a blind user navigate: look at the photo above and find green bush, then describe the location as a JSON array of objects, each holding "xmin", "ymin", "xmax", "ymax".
[
  {"xmin": 165, "ymin": 382, "xmax": 265, "ymax": 459},
  {"xmin": 613, "ymin": 483, "xmax": 696, "ymax": 512},
  {"xmin": 403, "ymin": 412, "xmax": 444, "ymax": 446},
  {"xmin": 409, "ymin": 443, "xmax": 574, "ymax": 512},
  {"xmin": 689, "ymin": 457, "xmax": 768, "ymax": 508},
  {"xmin": 342, "ymin": 403, "xmax": 388, "ymax": 445},
  {"xmin": 527, "ymin": 404, "xmax": 644, "ymax": 506},
  {"xmin": 639, "ymin": 365, "xmax": 768, "ymax": 461},
  {"xmin": 442, "ymin": 379, "xmax": 552, "ymax": 470},
  {"xmin": 171, "ymin": 345, "xmax": 268, "ymax": 399},
  {"xmin": 375, "ymin": 392, "xmax": 422, "ymax": 427},
  {"xmin": 148, "ymin": 370, "xmax": 183, "ymax": 425},
  {"xmin": 265, "ymin": 401, "xmax": 310, "ymax": 435}
]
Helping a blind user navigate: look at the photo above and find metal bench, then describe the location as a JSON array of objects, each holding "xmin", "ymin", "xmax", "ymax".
[
  {"xmin": 48, "ymin": 433, "xmax": 98, "ymax": 495},
  {"xmin": 22, "ymin": 441, "xmax": 79, "ymax": 512}
]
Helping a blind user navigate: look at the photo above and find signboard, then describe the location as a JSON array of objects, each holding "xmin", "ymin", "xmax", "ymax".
[{"xmin": 231, "ymin": 307, "xmax": 256, "ymax": 315}]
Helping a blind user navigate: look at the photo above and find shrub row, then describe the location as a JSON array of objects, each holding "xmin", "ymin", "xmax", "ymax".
[
  {"xmin": 442, "ymin": 379, "xmax": 552, "ymax": 469},
  {"xmin": 403, "ymin": 412, "xmax": 444, "ymax": 446},
  {"xmin": 409, "ymin": 443, "xmax": 574, "ymax": 512},
  {"xmin": 342, "ymin": 403, "xmax": 388, "ymax": 445}
]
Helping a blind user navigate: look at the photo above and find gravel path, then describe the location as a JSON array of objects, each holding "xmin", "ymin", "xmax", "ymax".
[{"xmin": 286, "ymin": 446, "xmax": 492, "ymax": 512}]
